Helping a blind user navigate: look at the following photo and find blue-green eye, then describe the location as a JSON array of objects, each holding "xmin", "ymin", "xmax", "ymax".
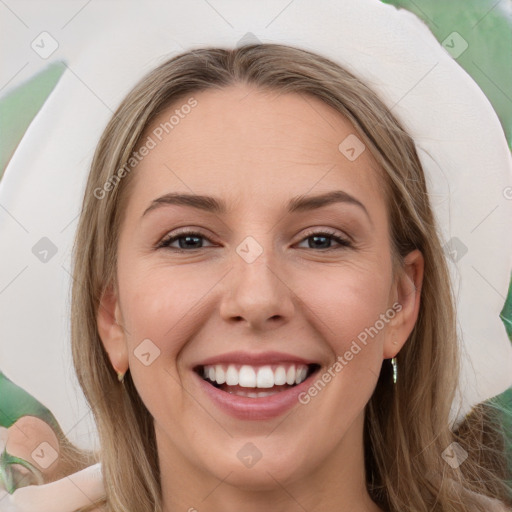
[
  {"xmin": 158, "ymin": 231, "xmax": 214, "ymax": 251},
  {"xmin": 157, "ymin": 229, "xmax": 352, "ymax": 252},
  {"xmin": 297, "ymin": 230, "xmax": 352, "ymax": 250}
]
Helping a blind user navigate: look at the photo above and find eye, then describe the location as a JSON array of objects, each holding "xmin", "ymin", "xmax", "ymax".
[
  {"xmin": 157, "ymin": 230, "xmax": 215, "ymax": 251},
  {"xmin": 296, "ymin": 229, "xmax": 352, "ymax": 250},
  {"xmin": 157, "ymin": 228, "xmax": 353, "ymax": 252}
]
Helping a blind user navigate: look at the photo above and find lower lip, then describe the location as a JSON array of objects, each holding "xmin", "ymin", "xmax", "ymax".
[{"xmin": 193, "ymin": 368, "xmax": 320, "ymax": 421}]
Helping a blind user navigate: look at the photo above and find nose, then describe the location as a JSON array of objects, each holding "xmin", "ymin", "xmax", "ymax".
[{"xmin": 219, "ymin": 248, "xmax": 295, "ymax": 331}]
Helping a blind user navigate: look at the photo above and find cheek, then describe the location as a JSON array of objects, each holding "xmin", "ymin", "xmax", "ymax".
[
  {"xmin": 117, "ymin": 266, "xmax": 197, "ymax": 418},
  {"xmin": 117, "ymin": 259, "xmax": 221, "ymax": 372},
  {"xmin": 119, "ymin": 257, "xmax": 200, "ymax": 332},
  {"xmin": 293, "ymin": 264, "xmax": 391, "ymax": 423},
  {"xmin": 291, "ymin": 264, "xmax": 392, "ymax": 449},
  {"xmin": 297, "ymin": 260, "xmax": 392, "ymax": 354}
]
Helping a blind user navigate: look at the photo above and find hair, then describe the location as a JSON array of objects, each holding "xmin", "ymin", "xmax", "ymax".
[{"xmin": 70, "ymin": 44, "xmax": 512, "ymax": 512}]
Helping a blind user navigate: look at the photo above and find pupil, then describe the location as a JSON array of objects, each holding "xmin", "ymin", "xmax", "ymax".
[
  {"xmin": 180, "ymin": 235, "xmax": 201, "ymax": 249},
  {"xmin": 311, "ymin": 235, "xmax": 329, "ymax": 249}
]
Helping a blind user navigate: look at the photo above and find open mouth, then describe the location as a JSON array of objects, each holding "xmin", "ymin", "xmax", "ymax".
[{"xmin": 194, "ymin": 363, "xmax": 321, "ymax": 398}]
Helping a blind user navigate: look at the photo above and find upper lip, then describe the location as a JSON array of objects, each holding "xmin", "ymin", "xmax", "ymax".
[{"xmin": 192, "ymin": 351, "xmax": 320, "ymax": 369}]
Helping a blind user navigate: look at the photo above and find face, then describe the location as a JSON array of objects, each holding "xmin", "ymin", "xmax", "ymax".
[{"xmin": 98, "ymin": 84, "xmax": 423, "ymax": 506}]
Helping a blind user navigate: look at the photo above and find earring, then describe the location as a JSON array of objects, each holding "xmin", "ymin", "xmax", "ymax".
[
  {"xmin": 391, "ymin": 357, "xmax": 398, "ymax": 384},
  {"xmin": 113, "ymin": 365, "xmax": 126, "ymax": 383}
]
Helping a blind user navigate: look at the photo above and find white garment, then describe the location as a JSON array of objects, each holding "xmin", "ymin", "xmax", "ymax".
[{"xmin": 0, "ymin": 464, "xmax": 104, "ymax": 512}]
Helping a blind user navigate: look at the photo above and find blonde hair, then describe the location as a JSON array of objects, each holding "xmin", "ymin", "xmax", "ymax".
[{"xmin": 71, "ymin": 44, "xmax": 512, "ymax": 512}]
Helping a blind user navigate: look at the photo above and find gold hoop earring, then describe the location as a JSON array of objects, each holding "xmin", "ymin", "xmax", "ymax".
[
  {"xmin": 113, "ymin": 365, "xmax": 126, "ymax": 383},
  {"xmin": 391, "ymin": 357, "xmax": 398, "ymax": 384}
]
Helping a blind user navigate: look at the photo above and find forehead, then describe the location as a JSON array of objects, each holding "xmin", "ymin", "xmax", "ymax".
[{"xmin": 127, "ymin": 84, "xmax": 386, "ymax": 216}]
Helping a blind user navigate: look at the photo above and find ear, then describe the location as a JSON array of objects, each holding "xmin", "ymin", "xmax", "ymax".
[
  {"xmin": 383, "ymin": 249, "xmax": 424, "ymax": 359},
  {"xmin": 97, "ymin": 282, "xmax": 129, "ymax": 375}
]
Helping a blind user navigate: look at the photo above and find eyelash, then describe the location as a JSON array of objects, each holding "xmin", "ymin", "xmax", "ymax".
[{"xmin": 157, "ymin": 229, "xmax": 353, "ymax": 252}]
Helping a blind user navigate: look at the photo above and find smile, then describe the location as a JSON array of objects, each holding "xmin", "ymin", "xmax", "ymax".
[
  {"xmin": 196, "ymin": 363, "xmax": 319, "ymax": 395},
  {"xmin": 192, "ymin": 358, "xmax": 322, "ymax": 420}
]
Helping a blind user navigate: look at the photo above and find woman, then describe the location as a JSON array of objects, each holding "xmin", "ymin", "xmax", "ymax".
[{"xmin": 67, "ymin": 43, "xmax": 511, "ymax": 511}]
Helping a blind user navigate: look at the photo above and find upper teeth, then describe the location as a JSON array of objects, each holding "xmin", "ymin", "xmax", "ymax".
[{"xmin": 201, "ymin": 364, "xmax": 309, "ymax": 388}]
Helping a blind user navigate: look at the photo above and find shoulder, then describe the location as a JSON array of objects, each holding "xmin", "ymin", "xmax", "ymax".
[
  {"xmin": 490, "ymin": 503, "xmax": 511, "ymax": 512},
  {"xmin": 472, "ymin": 493, "xmax": 510, "ymax": 512},
  {"xmin": 446, "ymin": 478, "xmax": 511, "ymax": 511}
]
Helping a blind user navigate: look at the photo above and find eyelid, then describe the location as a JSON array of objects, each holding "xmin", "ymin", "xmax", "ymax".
[
  {"xmin": 157, "ymin": 226, "xmax": 354, "ymax": 251},
  {"xmin": 156, "ymin": 227, "xmax": 217, "ymax": 249},
  {"xmin": 298, "ymin": 226, "xmax": 352, "ymax": 244}
]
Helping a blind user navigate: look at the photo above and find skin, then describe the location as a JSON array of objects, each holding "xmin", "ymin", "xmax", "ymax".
[
  {"xmin": 4, "ymin": 416, "xmax": 60, "ymax": 483},
  {"xmin": 97, "ymin": 84, "xmax": 424, "ymax": 512}
]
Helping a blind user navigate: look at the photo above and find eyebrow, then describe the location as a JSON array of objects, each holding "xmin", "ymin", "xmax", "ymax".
[{"xmin": 142, "ymin": 190, "xmax": 372, "ymax": 224}]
